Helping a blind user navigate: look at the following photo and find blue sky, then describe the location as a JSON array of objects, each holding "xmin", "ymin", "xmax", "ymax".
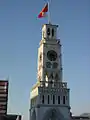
[{"xmin": 0, "ymin": 0, "xmax": 90, "ymax": 120}]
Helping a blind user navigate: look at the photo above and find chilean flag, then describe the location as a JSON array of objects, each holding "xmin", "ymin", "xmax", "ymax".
[{"xmin": 38, "ymin": 3, "xmax": 48, "ymax": 18}]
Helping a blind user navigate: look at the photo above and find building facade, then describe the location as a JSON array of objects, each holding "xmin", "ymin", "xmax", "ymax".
[
  {"xmin": 30, "ymin": 23, "xmax": 72, "ymax": 120},
  {"xmin": 72, "ymin": 116, "xmax": 90, "ymax": 120},
  {"xmin": 0, "ymin": 114, "xmax": 21, "ymax": 120},
  {"xmin": 0, "ymin": 80, "xmax": 22, "ymax": 120},
  {"xmin": 0, "ymin": 80, "xmax": 8, "ymax": 115}
]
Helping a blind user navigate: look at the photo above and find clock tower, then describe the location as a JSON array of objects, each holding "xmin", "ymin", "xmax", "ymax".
[
  {"xmin": 37, "ymin": 24, "xmax": 63, "ymax": 84},
  {"xmin": 30, "ymin": 23, "xmax": 72, "ymax": 120}
]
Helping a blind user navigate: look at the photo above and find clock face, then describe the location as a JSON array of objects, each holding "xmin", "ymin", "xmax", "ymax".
[
  {"xmin": 46, "ymin": 62, "xmax": 52, "ymax": 68},
  {"xmin": 52, "ymin": 62, "xmax": 58, "ymax": 69},
  {"xmin": 47, "ymin": 50, "xmax": 57, "ymax": 61}
]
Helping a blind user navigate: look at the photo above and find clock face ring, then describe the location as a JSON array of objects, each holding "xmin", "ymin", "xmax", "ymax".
[
  {"xmin": 47, "ymin": 50, "xmax": 57, "ymax": 61},
  {"xmin": 52, "ymin": 62, "xmax": 58, "ymax": 69},
  {"xmin": 46, "ymin": 62, "xmax": 52, "ymax": 68}
]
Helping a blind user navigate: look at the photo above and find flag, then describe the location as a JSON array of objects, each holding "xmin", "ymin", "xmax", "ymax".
[{"xmin": 38, "ymin": 3, "xmax": 48, "ymax": 18}]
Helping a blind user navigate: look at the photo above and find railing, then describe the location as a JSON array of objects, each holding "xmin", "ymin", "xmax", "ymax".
[
  {"xmin": 32, "ymin": 80, "xmax": 67, "ymax": 91},
  {"xmin": 39, "ymin": 81, "xmax": 67, "ymax": 88}
]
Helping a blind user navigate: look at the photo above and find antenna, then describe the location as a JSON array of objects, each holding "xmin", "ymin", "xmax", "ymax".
[{"xmin": 48, "ymin": 0, "xmax": 51, "ymax": 24}]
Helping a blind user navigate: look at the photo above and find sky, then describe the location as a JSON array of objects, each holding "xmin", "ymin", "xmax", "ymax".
[{"xmin": 0, "ymin": 0, "xmax": 90, "ymax": 120}]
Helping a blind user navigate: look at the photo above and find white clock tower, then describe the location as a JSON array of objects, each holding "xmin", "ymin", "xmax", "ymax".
[{"xmin": 30, "ymin": 23, "xmax": 72, "ymax": 120}]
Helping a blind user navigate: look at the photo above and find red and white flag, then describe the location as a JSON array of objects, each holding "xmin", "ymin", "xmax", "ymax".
[{"xmin": 38, "ymin": 3, "xmax": 48, "ymax": 18}]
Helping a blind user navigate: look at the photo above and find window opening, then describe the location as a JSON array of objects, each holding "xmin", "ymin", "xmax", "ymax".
[
  {"xmin": 42, "ymin": 95, "xmax": 44, "ymax": 104},
  {"xmin": 52, "ymin": 29, "xmax": 54, "ymax": 37},
  {"xmin": 58, "ymin": 96, "xmax": 60, "ymax": 104},
  {"xmin": 47, "ymin": 28, "xmax": 50, "ymax": 36},
  {"xmin": 53, "ymin": 95, "xmax": 55, "ymax": 104},
  {"xmin": 48, "ymin": 95, "xmax": 49, "ymax": 104},
  {"xmin": 63, "ymin": 96, "xmax": 65, "ymax": 104}
]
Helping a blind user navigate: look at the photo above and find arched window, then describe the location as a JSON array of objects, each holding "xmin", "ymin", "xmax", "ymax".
[
  {"xmin": 47, "ymin": 28, "xmax": 50, "ymax": 36},
  {"xmin": 58, "ymin": 96, "xmax": 60, "ymax": 104},
  {"xmin": 52, "ymin": 29, "xmax": 54, "ymax": 37},
  {"xmin": 42, "ymin": 95, "xmax": 44, "ymax": 104},
  {"xmin": 63, "ymin": 96, "xmax": 65, "ymax": 104},
  {"xmin": 48, "ymin": 95, "xmax": 49, "ymax": 104},
  {"xmin": 53, "ymin": 95, "xmax": 55, "ymax": 104}
]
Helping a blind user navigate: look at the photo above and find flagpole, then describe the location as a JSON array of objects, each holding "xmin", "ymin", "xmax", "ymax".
[{"xmin": 48, "ymin": 0, "xmax": 51, "ymax": 24}]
